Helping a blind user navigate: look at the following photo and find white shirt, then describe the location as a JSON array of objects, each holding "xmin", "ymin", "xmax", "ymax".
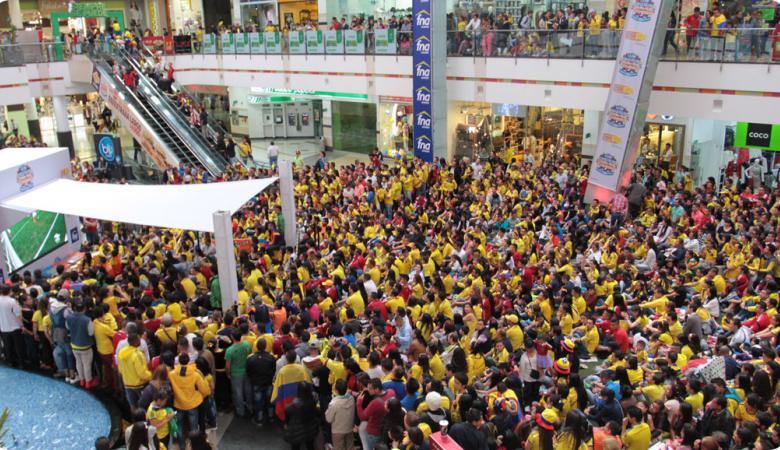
[
  {"xmin": 363, "ymin": 279, "xmax": 378, "ymax": 297},
  {"xmin": 267, "ymin": 144, "xmax": 280, "ymax": 158},
  {"xmin": 0, "ymin": 295, "xmax": 21, "ymax": 332}
]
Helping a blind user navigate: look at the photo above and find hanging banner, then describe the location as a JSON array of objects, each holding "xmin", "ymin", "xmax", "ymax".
[
  {"xmin": 203, "ymin": 33, "xmax": 217, "ymax": 54},
  {"xmin": 588, "ymin": 0, "xmax": 669, "ymax": 191},
  {"xmin": 325, "ymin": 30, "xmax": 343, "ymax": 53},
  {"xmin": 221, "ymin": 32, "xmax": 235, "ymax": 54},
  {"xmin": 173, "ymin": 35, "xmax": 192, "ymax": 54},
  {"xmin": 163, "ymin": 36, "xmax": 174, "ymax": 55},
  {"xmin": 234, "ymin": 32, "xmax": 249, "ymax": 53},
  {"xmin": 306, "ymin": 30, "xmax": 324, "ymax": 54},
  {"xmin": 93, "ymin": 134, "xmax": 121, "ymax": 165},
  {"xmin": 288, "ymin": 31, "xmax": 305, "ymax": 54},
  {"xmin": 375, "ymin": 29, "xmax": 397, "ymax": 54},
  {"xmin": 141, "ymin": 35, "xmax": 165, "ymax": 53},
  {"xmin": 265, "ymin": 32, "xmax": 282, "ymax": 53},
  {"xmin": 249, "ymin": 32, "xmax": 265, "ymax": 53},
  {"xmin": 412, "ymin": 0, "xmax": 434, "ymax": 162},
  {"xmin": 345, "ymin": 30, "xmax": 365, "ymax": 54}
]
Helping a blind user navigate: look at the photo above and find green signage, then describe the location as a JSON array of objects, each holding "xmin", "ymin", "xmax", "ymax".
[
  {"xmin": 265, "ymin": 32, "xmax": 282, "ymax": 53},
  {"xmin": 345, "ymin": 30, "xmax": 365, "ymax": 54},
  {"xmin": 253, "ymin": 87, "xmax": 368, "ymax": 100},
  {"xmin": 248, "ymin": 95, "xmax": 294, "ymax": 103},
  {"xmin": 69, "ymin": 2, "xmax": 107, "ymax": 17},
  {"xmin": 736, "ymin": 122, "xmax": 780, "ymax": 151},
  {"xmin": 306, "ymin": 30, "xmax": 324, "ymax": 54},
  {"xmin": 235, "ymin": 33, "xmax": 249, "ymax": 53},
  {"xmin": 325, "ymin": 30, "xmax": 343, "ymax": 54},
  {"xmin": 203, "ymin": 33, "xmax": 217, "ymax": 54},
  {"xmin": 375, "ymin": 29, "xmax": 396, "ymax": 54},
  {"xmin": 221, "ymin": 32, "xmax": 235, "ymax": 54},
  {"xmin": 249, "ymin": 32, "xmax": 265, "ymax": 53},
  {"xmin": 288, "ymin": 31, "xmax": 305, "ymax": 54}
]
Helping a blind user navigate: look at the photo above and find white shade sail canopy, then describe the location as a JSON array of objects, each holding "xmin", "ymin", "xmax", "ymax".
[{"xmin": 0, "ymin": 178, "xmax": 278, "ymax": 233}]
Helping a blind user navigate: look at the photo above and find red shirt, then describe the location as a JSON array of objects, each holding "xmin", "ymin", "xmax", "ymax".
[
  {"xmin": 685, "ymin": 14, "xmax": 701, "ymax": 36},
  {"xmin": 357, "ymin": 389, "xmax": 395, "ymax": 436},
  {"xmin": 612, "ymin": 327, "xmax": 630, "ymax": 353},
  {"xmin": 367, "ymin": 300, "xmax": 388, "ymax": 320}
]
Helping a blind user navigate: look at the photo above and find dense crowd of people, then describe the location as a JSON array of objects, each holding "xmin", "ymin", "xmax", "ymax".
[{"xmin": 1, "ymin": 143, "xmax": 780, "ymax": 450}]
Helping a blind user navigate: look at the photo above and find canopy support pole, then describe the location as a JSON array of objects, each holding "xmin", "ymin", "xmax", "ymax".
[
  {"xmin": 213, "ymin": 210, "xmax": 238, "ymax": 313},
  {"xmin": 278, "ymin": 159, "xmax": 298, "ymax": 247}
]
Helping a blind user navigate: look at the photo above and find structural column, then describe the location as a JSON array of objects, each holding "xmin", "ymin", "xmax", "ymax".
[
  {"xmin": 25, "ymin": 101, "xmax": 42, "ymax": 143},
  {"xmin": 213, "ymin": 211, "xmax": 238, "ymax": 313},
  {"xmin": 7, "ymin": 0, "xmax": 23, "ymax": 29},
  {"xmin": 278, "ymin": 159, "xmax": 298, "ymax": 247},
  {"xmin": 52, "ymin": 96, "xmax": 74, "ymax": 158}
]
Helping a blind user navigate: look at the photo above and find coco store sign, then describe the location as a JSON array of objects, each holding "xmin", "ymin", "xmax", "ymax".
[
  {"xmin": 250, "ymin": 87, "xmax": 368, "ymax": 100},
  {"xmin": 735, "ymin": 122, "xmax": 780, "ymax": 151}
]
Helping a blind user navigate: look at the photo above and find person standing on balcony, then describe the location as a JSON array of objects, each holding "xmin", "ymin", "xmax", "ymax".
[
  {"xmin": 709, "ymin": 7, "xmax": 728, "ymax": 60},
  {"xmin": 685, "ymin": 8, "xmax": 702, "ymax": 59},
  {"xmin": 466, "ymin": 13, "xmax": 481, "ymax": 55},
  {"xmin": 663, "ymin": 10, "xmax": 679, "ymax": 56}
]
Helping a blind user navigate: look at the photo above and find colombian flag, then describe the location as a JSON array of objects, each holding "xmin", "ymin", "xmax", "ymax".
[{"xmin": 271, "ymin": 364, "xmax": 312, "ymax": 420}]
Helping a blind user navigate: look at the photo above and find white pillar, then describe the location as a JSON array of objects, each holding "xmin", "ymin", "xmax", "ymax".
[
  {"xmin": 52, "ymin": 96, "xmax": 70, "ymax": 134},
  {"xmin": 8, "ymin": 0, "xmax": 23, "ymax": 29},
  {"xmin": 278, "ymin": 159, "xmax": 298, "ymax": 247},
  {"xmin": 213, "ymin": 211, "xmax": 238, "ymax": 312}
]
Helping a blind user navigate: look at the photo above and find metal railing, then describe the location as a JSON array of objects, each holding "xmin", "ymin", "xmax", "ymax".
[{"xmin": 1, "ymin": 27, "xmax": 777, "ymax": 67}]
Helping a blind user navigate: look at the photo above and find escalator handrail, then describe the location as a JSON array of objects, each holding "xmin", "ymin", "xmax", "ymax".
[
  {"xmin": 90, "ymin": 57, "xmax": 198, "ymax": 169},
  {"xmin": 115, "ymin": 46, "xmax": 228, "ymax": 175}
]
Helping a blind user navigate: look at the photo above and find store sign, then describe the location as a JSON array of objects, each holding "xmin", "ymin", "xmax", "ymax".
[
  {"xmin": 93, "ymin": 134, "xmax": 121, "ymax": 164},
  {"xmin": 69, "ymin": 2, "xmax": 106, "ymax": 17},
  {"xmin": 412, "ymin": 0, "xmax": 434, "ymax": 162},
  {"xmin": 235, "ymin": 33, "xmax": 249, "ymax": 53},
  {"xmin": 221, "ymin": 32, "xmax": 235, "ymax": 54},
  {"xmin": 736, "ymin": 122, "xmax": 780, "ymax": 151},
  {"xmin": 173, "ymin": 35, "xmax": 192, "ymax": 54},
  {"xmin": 265, "ymin": 32, "xmax": 282, "ymax": 53},
  {"xmin": 306, "ymin": 31, "xmax": 324, "ymax": 54},
  {"xmin": 252, "ymin": 87, "xmax": 368, "ymax": 100},
  {"xmin": 325, "ymin": 30, "xmax": 344, "ymax": 53},
  {"xmin": 345, "ymin": 30, "xmax": 365, "ymax": 54},
  {"xmin": 375, "ymin": 29, "xmax": 397, "ymax": 54},
  {"xmin": 289, "ymin": 31, "xmax": 305, "ymax": 54},
  {"xmin": 588, "ymin": 0, "xmax": 664, "ymax": 190},
  {"xmin": 247, "ymin": 95, "xmax": 293, "ymax": 103},
  {"xmin": 249, "ymin": 32, "xmax": 265, "ymax": 53},
  {"xmin": 203, "ymin": 34, "xmax": 217, "ymax": 54}
]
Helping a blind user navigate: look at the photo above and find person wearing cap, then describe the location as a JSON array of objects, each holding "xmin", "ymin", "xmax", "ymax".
[
  {"xmin": 419, "ymin": 391, "xmax": 451, "ymax": 433},
  {"xmin": 527, "ymin": 406, "xmax": 558, "ymax": 450},
  {"xmin": 553, "ymin": 357, "xmax": 571, "ymax": 378}
]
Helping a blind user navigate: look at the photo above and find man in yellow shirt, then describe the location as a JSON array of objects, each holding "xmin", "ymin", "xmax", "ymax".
[{"xmin": 622, "ymin": 406, "xmax": 651, "ymax": 450}]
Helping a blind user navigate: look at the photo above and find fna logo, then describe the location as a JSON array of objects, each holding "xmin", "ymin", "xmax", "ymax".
[
  {"xmin": 630, "ymin": 0, "xmax": 656, "ymax": 22},
  {"xmin": 415, "ymin": 35, "xmax": 431, "ymax": 55},
  {"xmin": 416, "ymin": 111, "xmax": 432, "ymax": 129},
  {"xmin": 606, "ymin": 104, "xmax": 630, "ymax": 129},
  {"xmin": 415, "ymin": 9, "xmax": 431, "ymax": 29},
  {"xmin": 416, "ymin": 135, "xmax": 432, "ymax": 154},
  {"xmin": 98, "ymin": 135, "xmax": 116, "ymax": 162},
  {"xmin": 415, "ymin": 61, "xmax": 431, "ymax": 80},
  {"xmin": 618, "ymin": 52, "xmax": 642, "ymax": 77},
  {"xmin": 415, "ymin": 86, "xmax": 431, "ymax": 106}
]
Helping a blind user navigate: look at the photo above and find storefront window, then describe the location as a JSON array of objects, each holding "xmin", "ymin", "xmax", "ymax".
[
  {"xmin": 240, "ymin": 1, "xmax": 278, "ymax": 29},
  {"xmin": 378, "ymin": 102, "xmax": 412, "ymax": 158},
  {"xmin": 638, "ymin": 123, "xmax": 685, "ymax": 170}
]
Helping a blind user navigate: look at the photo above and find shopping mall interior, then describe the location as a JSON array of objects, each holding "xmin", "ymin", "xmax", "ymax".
[{"xmin": 1, "ymin": 0, "xmax": 780, "ymax": 449}]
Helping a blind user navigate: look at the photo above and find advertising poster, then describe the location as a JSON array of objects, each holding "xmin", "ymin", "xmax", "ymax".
[
  {"xmin": 288, "ymin": 31, "xmax": 305, "ymax": 54},
  {"xmin": 735, "ymin": 122, "xmax": 780, "ymax": 151},
  {"xmin": 249, "ymin": 32, "xmax": 265, "ymax": 54},
  {"xmin": 325, "ymin": 30, "xmax": 344, "ymax": 53},
  {"xmin": 221, "ymin": 32, "xmax": 235, "ymax": 54},
  {"xmin": 203, "ymin": 33, "xmax": 217, "ymax": 54},
  {"xmin": 234, "ymin": 33, "xmax": 249, "ymax": 53},
  {"xmin": 306, "ymin": 30, "xmax": 324, "ymax": 54},
  {"xmin": 588, "ymin": 0, "xmax": 664, "ymax": 190},
  {"xmin": 265, "ymin": 32, "xmax": 282, "ymax": 53},
  {"xmin": 173, "ymin": 35, "xmax": 192, "ymax": 54},
  {"xmin": 93, "ymin": 134, "xmax": 121, "ymax": 164},
  {"xmin": 412, "ymin": 0, "xmax": 434, "ymax": 162},
  {"xmin": 375, "ymin": 29, "xmax": 397, "ymax": 54},
  {"xmin": 345, "ymin": 30, "xmax": 365, "ymax": 54}
]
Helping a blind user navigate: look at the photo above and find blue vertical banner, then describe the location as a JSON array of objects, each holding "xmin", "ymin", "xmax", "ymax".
[{"xmin": 412, "ymin": 0, "xmax": 433, "ymax": 162}]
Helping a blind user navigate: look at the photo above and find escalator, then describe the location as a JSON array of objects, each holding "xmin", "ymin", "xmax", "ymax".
[{"xmin": 89, "ymin": 45, "xmax": 227, "ymax": 176}]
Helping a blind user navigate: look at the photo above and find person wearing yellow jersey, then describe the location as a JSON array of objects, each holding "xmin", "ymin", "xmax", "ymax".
[
  {"xmin": 155, "ymin": 314, "xmax": 179, "ymax": 345},
  {"xmin": 622, "ymin": 406, "xmax": 651, "ymax": 450},
  {"xmin": 505, "ymin": 314, "xmax": 524, "ymax": 352}
]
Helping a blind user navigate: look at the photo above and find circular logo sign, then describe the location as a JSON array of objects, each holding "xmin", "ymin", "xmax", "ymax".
[
  {"xmin": 618, "ymin": 53, "xmax": 642, "ymax": 77},
  {"xmin": 595, "ymin": 153, "xmax": 618, "ymax": 176},
  {"xmin": 98, "ymin": 136, "xmax": 116, "ymax": 162},
  {"xmin": 606, "ymin": 105, "xmax": 630, "ymax": 129},
  {"xmin": 16, "ymin": 164, "xmax": 34, "ymax": 192}
]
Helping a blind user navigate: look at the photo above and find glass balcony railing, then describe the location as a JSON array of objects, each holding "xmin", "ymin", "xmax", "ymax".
[{"xmin": 1, "ymin": 27, "xmax": 777, "ymax": 67}]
